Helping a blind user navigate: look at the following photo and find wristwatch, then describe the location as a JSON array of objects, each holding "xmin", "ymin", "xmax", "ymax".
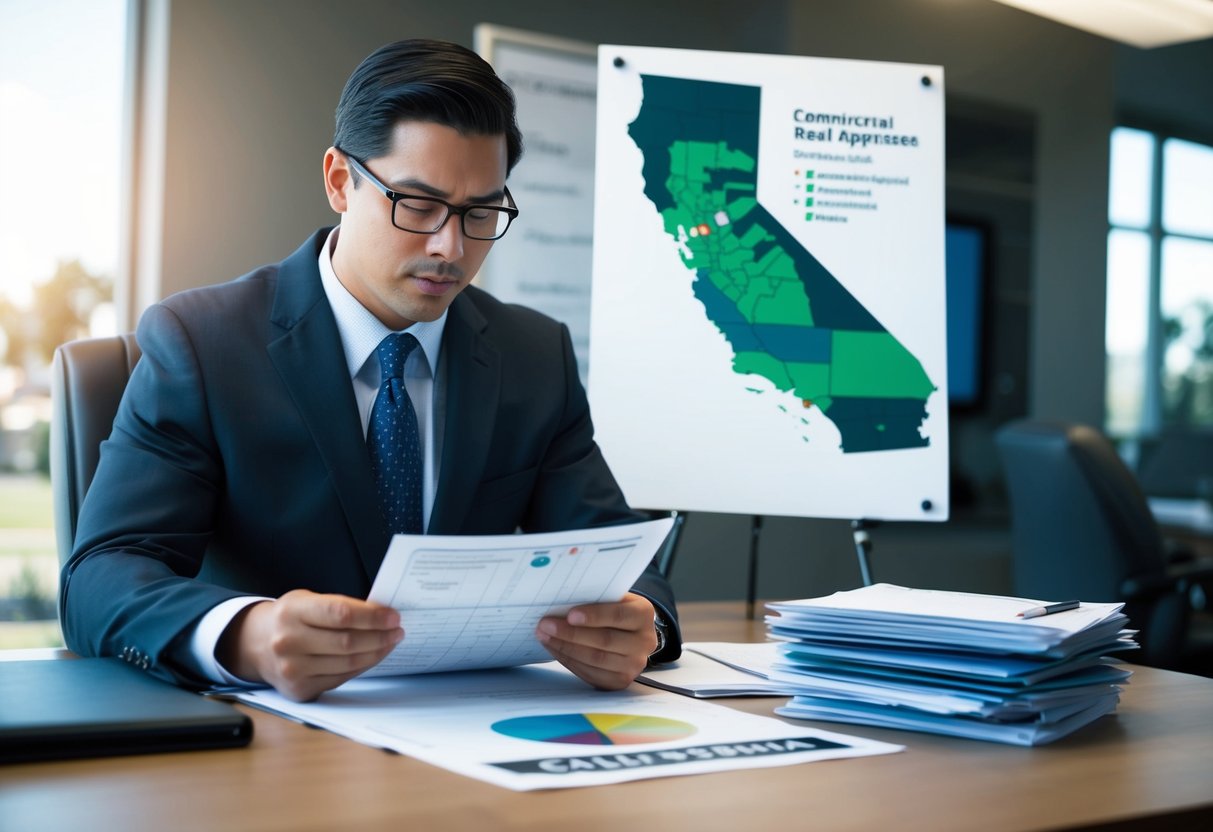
[{"xmin": 649, "ymin": 612, "xmax": 670, "ymax": 665}]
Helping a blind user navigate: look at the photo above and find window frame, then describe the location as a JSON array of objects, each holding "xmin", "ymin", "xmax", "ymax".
[{"xmin": 1107, "ymin": 118, "xmax": 1213, "ymax": 437}]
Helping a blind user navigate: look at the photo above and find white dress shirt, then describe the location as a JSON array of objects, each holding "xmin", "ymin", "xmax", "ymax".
[{"xmin": 189, "ymin": 226, "xmax": 446, "ymax": 684}]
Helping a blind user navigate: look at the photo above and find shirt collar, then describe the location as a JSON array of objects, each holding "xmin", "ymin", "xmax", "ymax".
[{"xmin": 318, "ymin": 226, "xmax": 446, "ymax": 380}]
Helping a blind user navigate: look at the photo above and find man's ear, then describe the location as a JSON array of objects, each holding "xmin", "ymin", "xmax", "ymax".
[{"xmin": 323, "ymin": 147, "xmax": 351, "ymax": 213}]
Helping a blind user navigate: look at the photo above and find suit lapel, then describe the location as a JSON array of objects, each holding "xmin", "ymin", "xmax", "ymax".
[
  {"xmin": 429, "ymin": 291, "xmax": 500, "ymax": 534},
  {"xmin": 265, "ymin": 230, "xmax": 388, "ymax": 582}
]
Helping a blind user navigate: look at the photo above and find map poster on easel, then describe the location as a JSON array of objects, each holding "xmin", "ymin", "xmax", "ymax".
[{"xmin": 589, "ymin": 45, "xmax": 948, "ymax": 521}]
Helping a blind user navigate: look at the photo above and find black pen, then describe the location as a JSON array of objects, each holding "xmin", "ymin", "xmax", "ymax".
[{"xmin": 1017, "ymin": 600, "xmax": 1080, "ymax": 619}]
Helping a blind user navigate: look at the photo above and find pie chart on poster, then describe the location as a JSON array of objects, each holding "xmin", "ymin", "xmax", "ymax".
[{"xmin": 491, "ymin": 713, "xmax": 697, "ymax": 745}]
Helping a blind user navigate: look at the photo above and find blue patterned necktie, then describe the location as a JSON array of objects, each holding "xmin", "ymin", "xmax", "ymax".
[{"xmin": 367, "ymin": 332, "xmax": 423, "ymax": 535}]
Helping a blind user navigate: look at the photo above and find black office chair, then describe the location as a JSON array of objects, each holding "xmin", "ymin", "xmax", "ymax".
[
  {"xmin": 996, "ymin": 420, "xmax": 1213, "ymax": 671},
  {"xmin": 49, "ymin": 334, "xmax": 142, "ymax": 567},
  {"xmin": 1137, "ymin": 427, "xmax": 1213, "ymax": 501}
]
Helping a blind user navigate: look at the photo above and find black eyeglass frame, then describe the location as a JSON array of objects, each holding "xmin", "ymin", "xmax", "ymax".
[{"xmin": 337, "ymin": 148, "xmax": 519, "ymax": 241}]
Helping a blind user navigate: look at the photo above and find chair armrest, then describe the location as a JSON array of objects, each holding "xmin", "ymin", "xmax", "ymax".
[
  {"xmin": 1123, "ymin": 558, "xmax": 1213, "ymax": 600},
  {"xmin": 1167, "ymin": 557, "xmax": 1213, "ymax": 583},
  {"xmin": 1120, "ymin": 572, "xmax": 1180, "ymax": 600}
]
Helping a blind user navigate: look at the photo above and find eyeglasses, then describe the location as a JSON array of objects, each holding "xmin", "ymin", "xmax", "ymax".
[{"xmin": 337, "ymin": 149, "xmax": 518, "ymax": 241}]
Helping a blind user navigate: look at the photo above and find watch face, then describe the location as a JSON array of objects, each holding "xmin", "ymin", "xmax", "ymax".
[{"xmin": 651, "ymin": 616, "xmax": 668, "ymax": 656}]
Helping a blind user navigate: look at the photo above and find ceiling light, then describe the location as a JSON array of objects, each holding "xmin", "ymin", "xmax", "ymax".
[{"xmin": 990, "ymin": 0, "xmax": 1213, "ymax": 48}]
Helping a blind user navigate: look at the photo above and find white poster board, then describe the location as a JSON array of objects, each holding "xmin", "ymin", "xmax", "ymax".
[
  {"xmin": 475, "ymin": 24, "xmax": 597, "ymax": 383},
  {"xmin": 589, "ymin": 46, "xmax": 949, "ymax": 521}
]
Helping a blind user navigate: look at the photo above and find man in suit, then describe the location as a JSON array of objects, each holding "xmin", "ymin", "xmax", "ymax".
[{"xmin": 60, "ymin": 39, "xmax": 680, "ymax": 702}]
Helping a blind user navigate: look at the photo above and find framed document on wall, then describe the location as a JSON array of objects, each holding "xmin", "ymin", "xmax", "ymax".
[{"xmin": 475, "ymin": 24, "xmax": 598, "ymax": 384}]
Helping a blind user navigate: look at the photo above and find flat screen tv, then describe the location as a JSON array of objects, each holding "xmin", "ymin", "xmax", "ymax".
[{"xmin": 944, "ymin": 221, "xmax": 988, "ymax": 408}]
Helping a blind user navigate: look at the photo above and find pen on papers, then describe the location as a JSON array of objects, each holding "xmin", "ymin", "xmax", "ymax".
[{"xmin": 1017, "ymin": 600, "xmax": 1080, "ymax": 619}]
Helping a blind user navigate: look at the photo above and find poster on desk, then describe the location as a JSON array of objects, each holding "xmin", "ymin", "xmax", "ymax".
[
  {"xmin": 237, "ymin": 663, "xmax": 902, "ymax": 791},
  {"xmin": 589, "ymin": 46, "xmax": 948, "ymax": 521}
]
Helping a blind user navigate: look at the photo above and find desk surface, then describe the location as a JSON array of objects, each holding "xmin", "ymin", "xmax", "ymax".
[{"xmin": 3, "ymin": 602, "xmax": 1212, "ymax": 832}]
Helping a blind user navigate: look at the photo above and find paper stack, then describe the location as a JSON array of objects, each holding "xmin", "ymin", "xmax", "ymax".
[{"xmin": 766, "ymin": 584, "xmax": 1137, "ymax": 746}]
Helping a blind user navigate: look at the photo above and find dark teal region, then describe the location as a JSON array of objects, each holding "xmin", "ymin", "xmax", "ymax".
[
  {"xmin": 628, "ymin": 75, "xmax": 760, "ymax": 214},
  {"xmin": 692, "ymin": 272, "xmax": 831, "ymax": 362},
  {"xmin": 707, "ymin": 169, "xmax": 747, "ymax": 192},
  {"xmin": 731, "ymin": 206, "xmax": 884, "ymax": 333},
  {"xmin": 691, "ymin": 269, "xmax": 745, "ymax": 323},
  {"xmin": 752, "ymin": 237, "xmax": 778, "ymax": 263},
  {"xmin": 753, "ymin": 325, "xmax": 832, "ymax": 362},
  {"xmin": 827, "ymin": 398, "xmax": 930, "ymax": 453}
]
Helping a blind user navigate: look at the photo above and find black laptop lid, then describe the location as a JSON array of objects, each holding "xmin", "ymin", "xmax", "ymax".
[{"xmin": 0, "ymin": 659, "xmax": 253, "ymax": 764}]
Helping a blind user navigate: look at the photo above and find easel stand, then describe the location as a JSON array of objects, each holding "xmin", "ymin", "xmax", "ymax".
[
  {"xmin": 651, "ymin": 509, "xmax": 686, "ymax": 578},
  {"xmin": 851, "ymin": 519, "xmax": 878, "ymax": 587},
  {"xmin": 745, "ymin": 516, "xmax": 878, "ymax": 619},
  {"xmin": 745, "ymin": 515, "xmax": 763, "ymax": 619}
]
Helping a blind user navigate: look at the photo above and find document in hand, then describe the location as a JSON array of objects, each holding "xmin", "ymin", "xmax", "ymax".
[
  {"xmin": 363, "ymin": 518, "xmax": 673, "ymax": 676},
  {"xmin": 766, "ymin": 584, "xmax": 1137, "ymax": 746}
]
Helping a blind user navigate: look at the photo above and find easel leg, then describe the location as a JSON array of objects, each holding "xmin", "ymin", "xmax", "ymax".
[
  {"xmin": 746, "ymin": 514, "xmax": 763, "ymax": 619},
  {"xmin": 851, "ymin": 519, "xmax": 876, "ymax": 587}
]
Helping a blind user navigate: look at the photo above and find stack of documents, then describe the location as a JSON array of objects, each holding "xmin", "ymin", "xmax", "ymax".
[{"xmin": 766, "ymin": 584, "xmax": 1137, "ymax": 746}]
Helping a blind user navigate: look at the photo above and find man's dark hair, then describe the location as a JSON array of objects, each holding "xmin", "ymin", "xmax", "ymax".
[{"xmin": 334, "ymin": 38, "xmax": 523, "ymax": 173}]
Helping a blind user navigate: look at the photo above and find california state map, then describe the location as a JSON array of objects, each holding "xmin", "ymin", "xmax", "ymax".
[{"xmin": 628, "ymin": 75, "xmax": 935, "ymax": 453}]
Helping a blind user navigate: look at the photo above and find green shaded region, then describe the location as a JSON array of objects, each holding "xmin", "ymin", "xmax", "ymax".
[
  {"xmin": 762, "ymin": 250, "xmax": 799, "ymax": 281},
  {"xmin": 726, "ymin": 196, "xmax": 757, "ymax": 221},
  {"xmin": 752, "ymin": 280, "xmax": 813, "ymax": 326},
  {"xmin": 718, "ymin": 145, "xmax": 756, "ymax": 173},
  {"xmin": 736, "ymin": 278, "xmax": 774, "ymax": 320},
  {"xmin": 661, "ymin": 205, "xmax": 696, "ymax": 239},
  {"xmin": 830, "ymin": 331, "xmax": 935, "ymax": 399},
  {"xmin": 734, "ymin": 351, "xmax": 793, "ymax": 390},
  {"xmin": 661, "ymin": 140, "xmax": 821, "ymax": 336},
  {"xmin": 786, "ymin": 362, "xmax": 831, "ymax": 403},
  {"xmin": 735, "ymin": 224, "xmax": 768, "ymax": 249},
  {"xmin": 731, "ymin": 355, "xmax": 833, "ymax": 415}
]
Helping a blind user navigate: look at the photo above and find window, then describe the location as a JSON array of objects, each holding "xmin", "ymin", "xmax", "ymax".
[
  {"xmin": 0, "ymin": 0, "xmax": 127, "ymax": 648},
  {"xmin": 1106, "ymin": 127, "xmax": 1213, "ymax": 438}
]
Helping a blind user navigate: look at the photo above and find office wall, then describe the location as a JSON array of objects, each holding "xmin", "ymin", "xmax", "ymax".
[
  {"xmin": 145, "ymin": 0, "xmax": 1204, "ymax": 601},
  {"xmin": 154, "ymin": 0, "xmax": 790, "ymax": 300},
  {"xmin": 1116, "ymin": 38, "xmax": 1213, "ymax": 139}
]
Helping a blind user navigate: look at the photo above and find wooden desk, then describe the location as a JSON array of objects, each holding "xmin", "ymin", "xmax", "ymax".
[{"xmin": 3, "ymin": 602, "xmax": 1212, "ymax": 832}]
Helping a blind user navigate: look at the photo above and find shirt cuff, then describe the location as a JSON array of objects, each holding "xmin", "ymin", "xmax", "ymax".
[{"xmin": 188, "ymin": 595, "xmax": 272, "ymax": 686}]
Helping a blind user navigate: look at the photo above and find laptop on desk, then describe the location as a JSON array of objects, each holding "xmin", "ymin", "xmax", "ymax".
[{"xmin": 0, "ymin": 658, "xmax": 253, "ymax": 764}]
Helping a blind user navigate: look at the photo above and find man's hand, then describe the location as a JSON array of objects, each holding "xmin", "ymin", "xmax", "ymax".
[
  {"xmin": 217, "ymin": 589, "xmax": 403, "ymax": 702},
  {"xmin": 536, "ymin": 592, "xmax": 657, "ymax": 690}
]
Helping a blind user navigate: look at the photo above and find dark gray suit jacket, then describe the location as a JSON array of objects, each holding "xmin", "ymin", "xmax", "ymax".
[{"xmin": 61, "ymin": 229, "xmax": 680, "ymax": 685}]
